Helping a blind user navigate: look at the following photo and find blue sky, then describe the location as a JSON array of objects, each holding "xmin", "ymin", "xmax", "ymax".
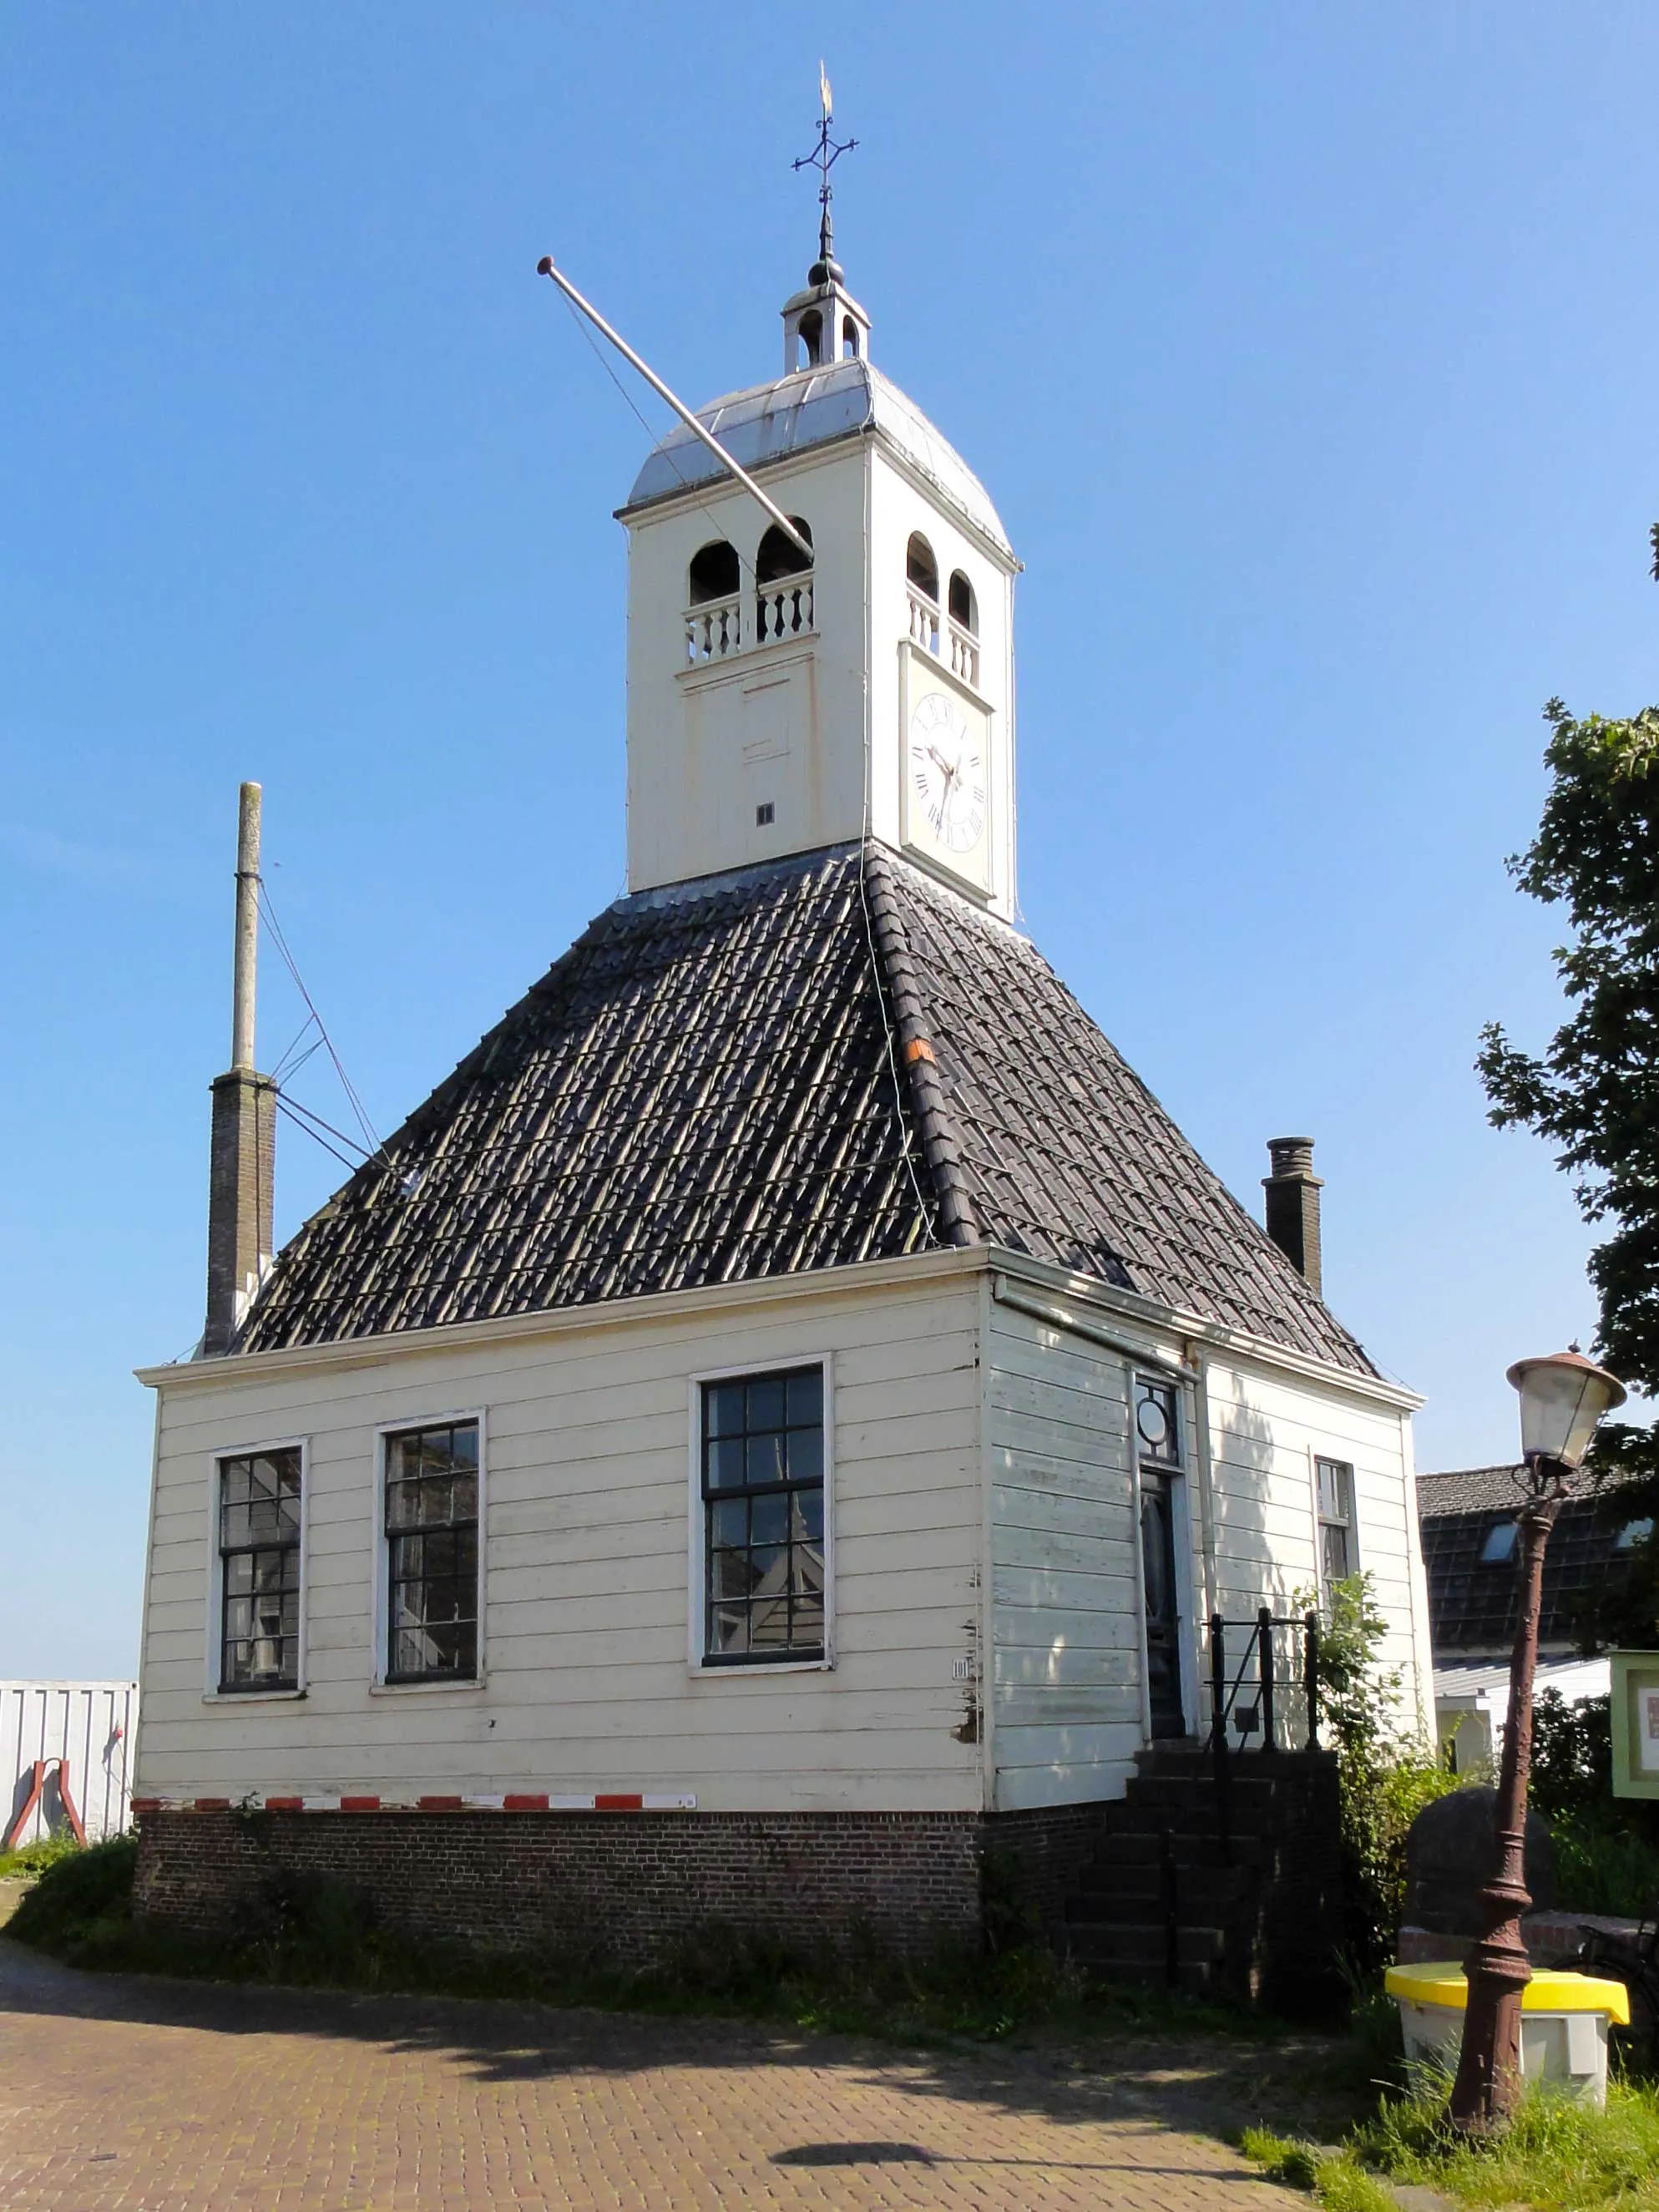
[{"xmin": 4, "ymin": 5, "xmax": 1656, "ymax": 1678}]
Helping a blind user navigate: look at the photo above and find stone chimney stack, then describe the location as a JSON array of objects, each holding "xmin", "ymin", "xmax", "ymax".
[
  {"xmin": 1262, "ymin": 1136, "xmax": 1323, "ymax": 1296},
  {"xmin": 203, "ymin": 782, "xmax": 276, "ymax": 1357}
]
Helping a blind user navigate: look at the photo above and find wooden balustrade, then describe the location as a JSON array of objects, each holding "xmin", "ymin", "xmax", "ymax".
[
  {"xmin": 908, "ymin": 587, "xmax": 940, "ymax": 657},
  {"xmin": 685, "ymin": 596, "xmax": 743, "ymax": 663},
  {"xmin": 756, "ymin": 577, "xmax": 814, "ymax": 645}
]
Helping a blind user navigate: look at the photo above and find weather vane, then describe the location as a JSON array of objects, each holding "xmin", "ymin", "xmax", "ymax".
[{"xmin": 792, "ymin": 62, "xmax": 857, "ymax": 273}]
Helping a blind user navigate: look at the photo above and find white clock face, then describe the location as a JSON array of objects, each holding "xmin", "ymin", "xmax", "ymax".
[{"xmin": 908, "ymin": 691, "xmax": 985, "ymax": 858}]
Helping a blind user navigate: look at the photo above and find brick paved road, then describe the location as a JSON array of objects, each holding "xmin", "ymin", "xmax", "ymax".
[{"xmin": 0, "ymin": 1937, "xmax": 1299, "ymax": 2210}]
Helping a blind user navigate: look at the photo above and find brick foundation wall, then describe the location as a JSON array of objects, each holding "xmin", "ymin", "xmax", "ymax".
[
  {"xmin": 133, "ymin": 1801, "xmax": 1120, "ymax": 1966},
  {"xmin": 134, "ymin": 1807, "xmax": 988, "ymax": 1964},
  {"xmin": 981, "ymin": 1803, "xmax": 1110, "ymax": 1935}
]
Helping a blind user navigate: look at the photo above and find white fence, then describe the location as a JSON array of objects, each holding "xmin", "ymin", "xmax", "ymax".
[{"xmin": 2, "ymin": 1682, "xmax": 139, "ymax": 1848}]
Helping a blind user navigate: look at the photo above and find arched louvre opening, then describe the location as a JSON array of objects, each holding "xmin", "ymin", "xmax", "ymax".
[
  {"xmin": 689, "ymin": 540, "xmax": 740, "ymax": 604},
  {"xmin": 948, "ymin": 570, "xmax": 979, "ymax": 686},
  {"xmin": 685, "ymin": 539, "xmax": 741, "ymax": 662},
  {"xmin": 756, "ymin": 519, "xmax": 814, "ymax": 645},
  {"xmin": 907, "ymin": 532, "xmax": 940, "ymax": 655}
]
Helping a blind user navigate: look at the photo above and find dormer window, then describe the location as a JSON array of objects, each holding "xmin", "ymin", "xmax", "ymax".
[
  {"xmin": 906, "ymin": 533, "xmax": 940, "ymax": 656},
  {"xmin": 756, "ymin": 519, "xmax": 814, "ymax": 645},
  {"xmin": 685, "ymin": 539, "xmax": 741, "ymax": 663},
  {"xmin": 948, "ymin": 569, "xmax": 979, "ymax": 688}
]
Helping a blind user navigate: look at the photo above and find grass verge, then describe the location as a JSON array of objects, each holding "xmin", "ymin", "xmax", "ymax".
[{"xmin": 1246, "ymin": 2073, "xmax": 1659, "ymax": 2211}]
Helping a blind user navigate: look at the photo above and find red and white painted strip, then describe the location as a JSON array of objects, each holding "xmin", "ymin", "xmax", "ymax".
[{"xmin": 130, "ymin": 1791, "xmax": 698, "ymax": 1815}]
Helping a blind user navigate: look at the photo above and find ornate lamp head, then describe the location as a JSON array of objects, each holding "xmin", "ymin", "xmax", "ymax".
[{"xmin": 1506, "ymin": 1347, "xmax": 1626, "ymax": 1475}]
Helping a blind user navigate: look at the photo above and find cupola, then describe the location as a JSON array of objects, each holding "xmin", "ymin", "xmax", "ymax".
[{"xmin": 780, "ymin": 248, "xmax": 871, "ymax": 374}]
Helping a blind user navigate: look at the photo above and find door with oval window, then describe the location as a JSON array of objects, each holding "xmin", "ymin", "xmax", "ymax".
[{"xmin": 1135, "ymin": 1378, "xmax": 1188, "ymax": 1738}]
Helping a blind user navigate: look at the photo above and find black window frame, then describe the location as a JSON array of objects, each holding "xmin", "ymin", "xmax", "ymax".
[
  {"xmin": 382, "ymin": 1418, "xmax": 482, "ymax": 1687},
  {"xmin": 1134, "ymin": 1377, "xmax": 1184, "ymax": 1472},
  {"xmin": 216, "ymin": 1445, "xmax": 304, "ymax": 1693},
  {"xmin": 700, "ymin": 1364, "xmax": 827, "ymax": 1668},
  {"xmin": 1315, "ymin": 1455, "xmax": 1358, "ymax": 1597}
]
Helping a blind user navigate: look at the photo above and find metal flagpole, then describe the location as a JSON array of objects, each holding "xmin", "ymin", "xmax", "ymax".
[{"xmin": 535, "ymin": 256, "xmax": 813, "ymax": 565}]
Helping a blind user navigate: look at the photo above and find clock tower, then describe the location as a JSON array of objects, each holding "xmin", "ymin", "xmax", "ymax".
[{"xmin": 616, "ymin": 245, "xmax": 1019, "ymax": 921}]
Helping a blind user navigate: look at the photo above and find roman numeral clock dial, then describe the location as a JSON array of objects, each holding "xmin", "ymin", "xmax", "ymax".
[{"xmin": 907, "ymin": 688, "xmax": 987, "ymax": 883}]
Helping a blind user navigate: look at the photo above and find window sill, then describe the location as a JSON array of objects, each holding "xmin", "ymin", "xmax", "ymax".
[
  {"xmin": 203, "ymin": 1688, "xmax": 306, "ymax": 1703},
  {"xmin": 692, "ymin": 1657, "xmax": 834, "ymax": 1678},
  {"xmin": 369, "ymin": 1678, "xmax": 487, "ymax": 1696}
]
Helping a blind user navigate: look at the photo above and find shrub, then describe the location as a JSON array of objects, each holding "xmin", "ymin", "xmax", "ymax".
[
  {"xmin": 8, "ymin": 1835, "xmax": 137, "ymax": 1950},
  {"xmin": 1302, "ymin": 1572, "xmax": 1462, "ymax": 1966},
  {"xmin": 1531, "ymin": 1688, "xmax": 1659, "ymax": 1917},
  {"xmin": 0, "ymin": 1831, "xmax": 83, "ymax": 1880}
]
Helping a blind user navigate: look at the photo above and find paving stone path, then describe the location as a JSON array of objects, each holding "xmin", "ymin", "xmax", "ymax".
[{"xmin": 0, "ymin": 1937, "xmax": 1300, "ymax": 2209}]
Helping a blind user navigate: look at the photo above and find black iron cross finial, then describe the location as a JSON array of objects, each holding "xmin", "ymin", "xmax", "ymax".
[{"xmin": 792, "ymin": 63, "xmax": 857, "ymax": 271}]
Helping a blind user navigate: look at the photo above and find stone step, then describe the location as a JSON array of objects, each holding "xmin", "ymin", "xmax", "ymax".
[
  {"xmin": 1068, "ymin": 1865, "xmax": 1247, "ymax": 1916},
  {"xmin": 1116, "ymin": 1788, "xmax": 1276, "ymax": 1830},
  {"xmin": 1065, "ymin": 1920, "xmax": 1227, "ymax": 1971},
  {"xmin": 1083, "ymin": 1829, "xmax": 1245, "ymax": 1870}
]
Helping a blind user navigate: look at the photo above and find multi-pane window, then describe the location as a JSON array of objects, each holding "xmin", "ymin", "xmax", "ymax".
[
  {"xmin": 218, "ymin": 1448, "xmax": 302, "ymax": 1691},
  {"xmin": 384, "ymin": 1421, "xmax": 479, "ymax": 1683},
  {"xmin": 1316, "ymin": 1456, "xmax": 1357, "ymax": 1597},
  {"xmin": 702, "ymin": 1366, "xmax": 825, "ymax": 1665}
]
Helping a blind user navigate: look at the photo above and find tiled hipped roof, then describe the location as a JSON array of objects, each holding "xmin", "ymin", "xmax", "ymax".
[{"xmin": 235, "ymin": 846, "xmax": 1376, "ymax": 1374}]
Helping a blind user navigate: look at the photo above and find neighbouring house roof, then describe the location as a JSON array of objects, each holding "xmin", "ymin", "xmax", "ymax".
[
  {"xmin": 1415, "ymin": 1466, "xmax": 1645, "ymax": 1657},
  {"xmin": 233, "ymin": 844, "xmax": 1377, "ymax": 1372}
]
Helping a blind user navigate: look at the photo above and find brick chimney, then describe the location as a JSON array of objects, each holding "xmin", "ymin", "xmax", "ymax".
[
  {"xmin": 202, "ymin": 782, "xmax": 276, "ymax": 1356},
  {"xmin": 1262, "ymin": 1136, "xmax": 1323, "ymax": 1296}
]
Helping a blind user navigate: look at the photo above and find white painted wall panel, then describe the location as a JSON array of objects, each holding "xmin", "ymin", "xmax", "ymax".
[
  {"xmin": 3, "ymin": 1682, "xmax": 138, "ymax": 1845},
  {"xmin": 1202, "ymin": 1354, "xmax": 1433, "ymax": 1732},
  {"xmin": 986, "ymin": 1298, "xmax": 1143, "ymax": 1811},
  {"xmin": 139, "ymin": 1274, "xmax": 986, "ymax": 1814}
]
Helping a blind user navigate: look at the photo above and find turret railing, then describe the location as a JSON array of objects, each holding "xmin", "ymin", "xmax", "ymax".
[
  {"xmin": 947, "ymin": 616, "xmax": 979, "ymax": 689},
  {"xmin": 756, "ymin": 575, "xmax": 813, "ymax": 645},
  {"xmin": 685, "ymin": 581, "xmax": 816, "ymax": 665},
  {"xmin": 685, "ymin": 595, "xmax": 743, "ymax": 664},
  {"xmin": 908, "ymin": 585, "xmax": 940, "ymax": 657}
]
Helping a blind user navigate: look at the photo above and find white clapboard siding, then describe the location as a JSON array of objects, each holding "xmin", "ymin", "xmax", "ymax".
[
  {"xmin": 1203, "ymin": 1354, "xmax": 1433, "ymax": 1729},
  {"xmin": 139, "ymin": 1248, "xmax": 1434, "ymax": 1819},
  {"xmin": 986, "ymin": 1297, "xmax": 1143, "ymax": 1810},
  {"xmin": 3, "ymin": 1682, "xmax": 138, "ymax": 1845},
  {"xmin": 140, "ymin": 1273, "xmax": 988, "ymax": 1813}
]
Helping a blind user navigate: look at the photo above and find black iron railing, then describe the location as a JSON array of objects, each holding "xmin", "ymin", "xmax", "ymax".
[{"xmin": 1206, "ymin": 1608, "xmax": 1321, "ymax": 1860}]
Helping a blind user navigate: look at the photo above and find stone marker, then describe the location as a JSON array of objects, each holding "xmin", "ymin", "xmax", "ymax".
[{"xmin": 1403, "ymin": 1785, "xmax": 1555, "ymax": 1941}]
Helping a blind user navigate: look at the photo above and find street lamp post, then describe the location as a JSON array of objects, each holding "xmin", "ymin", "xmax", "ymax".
[{"xmin": 1449, "ymin": 1349, "xmax": 1626, "ymax": 2137}]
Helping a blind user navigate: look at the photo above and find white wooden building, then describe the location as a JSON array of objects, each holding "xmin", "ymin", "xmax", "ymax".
[{"xmin": 132, "ymin": 215, "xmax": 1433, "ymax": 1958}]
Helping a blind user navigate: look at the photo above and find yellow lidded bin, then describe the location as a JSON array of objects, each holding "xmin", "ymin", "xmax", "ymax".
[{"xmin": 1383, "ymin": 1963, "xmax": 1631, "ymax": 2105}]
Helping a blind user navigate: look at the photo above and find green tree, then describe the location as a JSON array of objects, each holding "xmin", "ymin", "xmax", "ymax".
[{"xmin": 1476, "ymin": 531, "xmax": 1659, "ymax": 1647}]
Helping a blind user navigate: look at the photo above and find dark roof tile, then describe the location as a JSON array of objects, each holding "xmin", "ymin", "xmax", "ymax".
[{"xmin": 236, "ymin": 846, "xmax": 1376, "ymax": 1374}]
